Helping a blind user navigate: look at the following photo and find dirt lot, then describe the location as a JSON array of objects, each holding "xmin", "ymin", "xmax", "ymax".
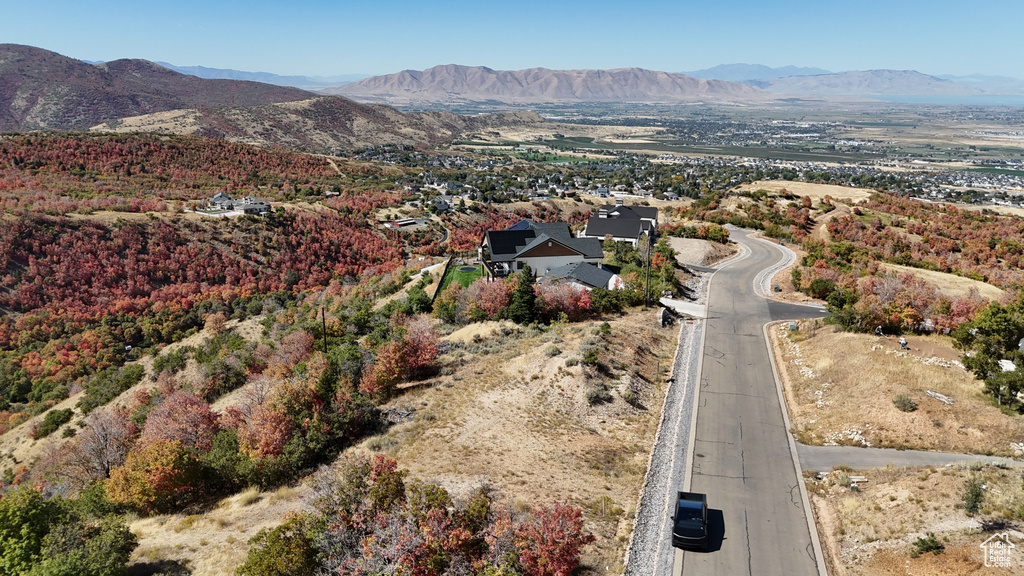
[
  {"xmin": 810, "ymin": 463, "xmax": 1023, "ymax": 576},
  {"xmin": 769, "ymin": 322, "xmax": 1024, "ymax": 456},
  {"xmin": 666, "ymin": 237, "xmax": 737, "ymax": 267}
]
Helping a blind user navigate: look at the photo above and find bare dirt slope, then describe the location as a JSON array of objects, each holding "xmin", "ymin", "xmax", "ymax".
[
  {"xmin": 666, "ymin": 238, "xmax": 736, "ymax": 267},
  {"xmin": 380, "ymin": 313, "xmax": 678, "ymax": 573}
]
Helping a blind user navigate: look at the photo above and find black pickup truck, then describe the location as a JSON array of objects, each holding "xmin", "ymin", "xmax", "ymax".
[{"xmin": 671, "ymin": 491, "xmax": 708, "ymax": 551}]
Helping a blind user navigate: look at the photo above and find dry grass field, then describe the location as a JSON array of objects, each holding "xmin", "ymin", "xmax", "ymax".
[
  {"xmin": 735, "ymin": 180, "xmax": 875, "ymax": 203},
  {"xmin": 878, "ymin": 263, "xmax": 1006, "ymax": 302},
  {"xmin": 769, "ymin": 322, "xmax": 1024, "ymax": 456},
  {"xmin": 810, "ymin": 463, "xmax": 1024, "ymax": 576}
]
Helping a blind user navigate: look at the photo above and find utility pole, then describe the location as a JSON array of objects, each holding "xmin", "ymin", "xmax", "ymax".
[
  {"xmin": 321, "ymin": 305, "xmax": 328, "ymax": 354},
  {"xmin": 644, "ymin": 232, "xmax": 652, "ymax": 307}
]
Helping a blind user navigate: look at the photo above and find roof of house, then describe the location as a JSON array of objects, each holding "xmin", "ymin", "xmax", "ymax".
[
  {"xmin": 485, "ymin": 220, "xmax": 602, "ymax": 262},
  {"xmin": 583, "ymin": 217, "xmax": 648, "ymax": 240},
  {"xmin": 598, "ymin": 204, "xmax": 658, "ymax": 221},
  {"xmin": 545, "ymin": 262, "xmax": 614, "ymax": 289}
]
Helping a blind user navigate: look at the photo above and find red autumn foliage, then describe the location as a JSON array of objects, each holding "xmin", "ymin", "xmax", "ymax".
[
  {"xmin": 137, "ymin": 391, "xmax": 219, "ymax": 452},
  {"xmin": 105, "ymin": 439, "xmax": 200, "ymax": 514},
  {"xmin": 402, "ymin": 317, "xmax": 439, "ymax": 379},
  {"xmin": 536, "ymin": 281, "xmax": 592, "ymax": 322},
  {"xmin": 515, "ymin": 502, "xmax": 595, "ymax": 576},
  {"xmin": 237, "ymin": 402, "xmax": 294, "ymax": 459},
  {"xmin": 359, "ymin": 340, "xmax": 406, "ymax": 398}
]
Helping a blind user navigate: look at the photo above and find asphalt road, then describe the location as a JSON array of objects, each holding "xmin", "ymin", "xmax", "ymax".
[
  {"xmin": 797, "ymin": 444, "xmax": 1023, "ymax": 472},
  {"xmin": 674, "ymin": 230, "xmax": 827, "ymax": 576}
]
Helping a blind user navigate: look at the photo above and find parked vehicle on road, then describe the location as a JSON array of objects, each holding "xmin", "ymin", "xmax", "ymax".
[{"xmin": 672, "ymin": 491, "xmax": 709, "ymax": 551}]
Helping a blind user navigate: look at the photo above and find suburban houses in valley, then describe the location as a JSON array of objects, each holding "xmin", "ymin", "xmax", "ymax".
[{"xmin": 578, "ymin": 198, "xmax": 659, "ymax": 247}]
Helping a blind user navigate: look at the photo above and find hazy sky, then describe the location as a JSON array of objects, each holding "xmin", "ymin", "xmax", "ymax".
[{"xmin": 4, "ymin": 0, "xmax": 1022, "ymax": 78}]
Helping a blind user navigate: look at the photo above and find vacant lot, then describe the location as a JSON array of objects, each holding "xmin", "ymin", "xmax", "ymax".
[
  {"xmin": 666, "ymin": 237, "xmax": 736, "ymax": 267},
  {"xmin": 769, "ymin": 322, "xmax": 1024, "ymax": 456},
  {"xmin": 736, "ymin": 180, "xmax": 875, "ymax": 203},
  {"xmin": 809, "ymin": 463, "xmax": 1023, "ymax": 576}
]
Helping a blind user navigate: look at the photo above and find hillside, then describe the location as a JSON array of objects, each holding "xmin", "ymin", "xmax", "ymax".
[
  {"xmin": 326, "ymin": 64, "xmax": 768, "ymax": 104},
  {"xmin": 90, "ymin": 96, "xmax": 546, "ymax": 150},
  {"xmin": 3, "ymin": 45, "xmax": 530, "ymax": 151},
  {"xmin": 0, "ymin": 44, "xmax": 313, "ymax": 131}
]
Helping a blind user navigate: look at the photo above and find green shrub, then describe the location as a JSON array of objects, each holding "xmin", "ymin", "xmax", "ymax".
[
  {"xmin": 544, "ymin": 345, "xmax": 562, "ymax": 357},
  {"xmin": 153, "ymin": 347, "xmax": 192, "ymax": 374},
  {"xmin": 236, "ymin": 514, "xmax": 318, "ymax": 576},
  {"xmin": 586, "ymin": 385, "xmax": 612, "ymax": 405},
  {"xmin": 34, "ymin": 408, "xmax": 74, "ymax": 439},
  {"xmin": 77, "ymin": 365, "xmax": 146, "ymax": 414},
  {"xmin": 893, "ymin": 394, "xmax": 918, "ymax": 412},
  {"xmin": 564, "ymin": 357, "xmax": 580, "ymax": 367},
  {"xmin": 963, "ymin": 477, "xmax": 985, "ymax": 515},
  {"xmin": 910, "ymin": 533, "xmax": 944, "ymax": 557}
]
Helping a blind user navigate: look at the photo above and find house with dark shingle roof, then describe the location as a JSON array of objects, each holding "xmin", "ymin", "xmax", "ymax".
[
  {"xmin": 543, "ymin": 262, "xmax": 622, "ymax": 291},
  {"xmin": 481, "ymin": 220, "xmax": 604, "ymax": 278},
  {"xmin": 578, "ymin": 198, "xmax": 658, "ymax": 247}
]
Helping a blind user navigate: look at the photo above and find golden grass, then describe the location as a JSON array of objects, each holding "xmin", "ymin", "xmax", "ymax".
[
  {"xmin": 771, "ymin": 323, "xmax": 1024, "ymax": 455},
  {"xmin": 735, "ymin": 180, "xmax": 874, "ymax": 203},
  {"xmin": 879, "ymin": 263, "xmax": 1005, "ymax": 302}
]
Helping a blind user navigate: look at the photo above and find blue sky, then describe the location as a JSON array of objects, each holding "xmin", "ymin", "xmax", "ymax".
[{"xmin": 4, "ymin": 0, "xmax": 1022, "ymax": 78}]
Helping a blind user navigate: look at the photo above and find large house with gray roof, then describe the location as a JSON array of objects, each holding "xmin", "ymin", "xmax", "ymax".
[
  {"xmin": 578, "ymin": 199, "xmax": 658, "ymax": 247},
  {"xmin": 481, "ymin": 220, "xmax": 604, "ymax": 278}
]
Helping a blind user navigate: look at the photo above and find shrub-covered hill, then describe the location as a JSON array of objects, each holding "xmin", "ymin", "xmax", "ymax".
[{"xmin": 0, "ymin": 132, "xmax": 413, "ymax": 210}]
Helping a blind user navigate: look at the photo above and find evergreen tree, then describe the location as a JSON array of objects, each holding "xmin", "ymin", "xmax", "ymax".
[{"xmin": 502, "ymin": 265, "xmax": 538, "ymax": 324}]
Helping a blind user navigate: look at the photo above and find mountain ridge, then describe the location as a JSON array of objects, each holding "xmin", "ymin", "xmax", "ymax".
[
  {"xmin": 747, "ymin": 69, "xmax": 985, "ymax": 96},
  {"xmin": 685, "ymin": 63, "xmax": 832, "ymax": 82},
  {"xmin": 155, "ymin": 62, "xmax": 369, "ymax": 89},
  {"xmin": 0, "ymin": 44, "xmax": 316, "ymax": 131},
  {"xmin": 326, "ymin": 64, "xmax": 766, "ymax": 103}
]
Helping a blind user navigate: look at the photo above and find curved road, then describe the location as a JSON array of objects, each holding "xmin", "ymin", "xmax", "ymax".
[{"xmin": 673, "ymin": 230, "xmax": 827, "ymax": 576}]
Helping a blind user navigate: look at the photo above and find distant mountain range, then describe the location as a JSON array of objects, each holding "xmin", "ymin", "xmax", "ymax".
[
  {"xmin": 0, "ymin": 44, "xmax": 536, "ymax": 150},
  {"xmin": 325, "ymin": 64, "xmax": 1024, "ymax": 104},
  {"xmin": 746, "ymin": 69, "xmax": 985, "ymax": 96},
  {"xmin": 325, "ymin": 64, "xmax": 767, "ymax": 104},
  {"xmin": 684, "ymin": 64, "xmax": 832, "ymax": 82},
  {"xmin": 4, "ymin": 44, "xmax": 1022, "ymax": 151},
  {"xmin": 156, "ymin": 63, "xmax": 368, "ymax": 90}
]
